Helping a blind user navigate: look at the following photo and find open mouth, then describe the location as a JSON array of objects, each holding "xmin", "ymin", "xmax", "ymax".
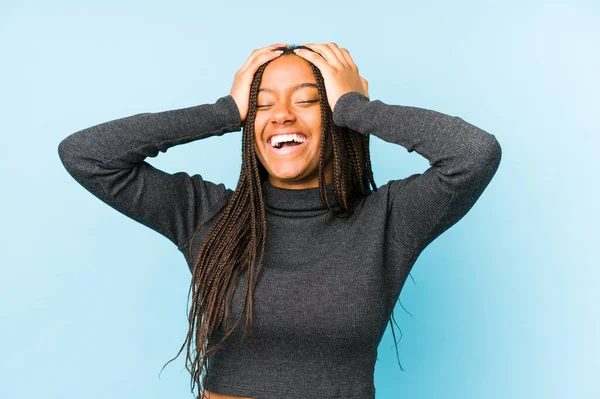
[
  {"xmin": 273, "ymin": 141, "xmax": 302, "ymax": 149},
  {"xmin": 268, "ymin": 133, "xmax": 308, "ymax": 155}
]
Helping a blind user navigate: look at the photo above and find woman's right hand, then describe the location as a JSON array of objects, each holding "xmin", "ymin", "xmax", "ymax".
[{"xmin": 230, "ymin": 43, "xmax": 288, "ymax": 124}]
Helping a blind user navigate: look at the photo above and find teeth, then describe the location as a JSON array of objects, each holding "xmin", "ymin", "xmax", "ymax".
[{"xmin": 270, "ymin": 133, "xmax": 307, "ymax": 148}]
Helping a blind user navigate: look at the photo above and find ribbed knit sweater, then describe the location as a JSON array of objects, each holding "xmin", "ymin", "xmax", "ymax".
[{"xmin": 57, "ymin": 91, "xmax": 502, "ymax": 398}]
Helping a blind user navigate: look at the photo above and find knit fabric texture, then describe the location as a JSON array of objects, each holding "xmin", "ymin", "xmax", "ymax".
[{"xmin": 58, "ymin": 91, "xmax": 502, "ymax": 398}]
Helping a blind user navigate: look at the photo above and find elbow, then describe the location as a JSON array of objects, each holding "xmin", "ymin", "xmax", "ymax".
[
  {"xmin": 57, "ymin": 136, "xmax": 73, "ymax": 167},
  {"xmin": 454, "ymin": 115, "xmax": 502, "ymax": 170},
  {"xmin": 471, "ymin": 136, "xmax": 502, "ymax": 188},
  {"xmin": 57, "ymin": 137, "xmax": 71, "ymax": 165},
  {"xmin": 57, "ymin": 133, "xmax": 94, "ymax": 178},
  {"xmin": 482, "ymin": 135, "xmax": 502, "ymax": 174},
  {"xmin": 454, "ymin": 132, "xmax": 502, "ymax": 188},
  {"xmin": 57, "ymin": 135, "xmax": 81, "ymax": 172},
  {"xmin": 465, "ymin": 122, "xmax": 502, "ymax": 173}
]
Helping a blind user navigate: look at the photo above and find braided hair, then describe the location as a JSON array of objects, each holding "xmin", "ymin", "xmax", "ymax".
[{"xmin": 160, "ymin": 45, "xmax": 405, "ymax": 398}]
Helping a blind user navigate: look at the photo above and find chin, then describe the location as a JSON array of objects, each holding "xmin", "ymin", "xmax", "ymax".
[{"xmin": 271, "ymin": 171, "xmax": 307, "ymax": 182}]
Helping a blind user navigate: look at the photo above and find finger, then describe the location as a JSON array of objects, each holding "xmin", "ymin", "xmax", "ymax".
[
  {"xmin": 293, "ymin": 48, "xmax": 329, "ymax": 71},
  {"xmin": 241, "ymin": 48, "xmax": 285, "ymax": 72},
  {"xmin": 240, "ymin": 52, "xmax": 282, "ymax": 75},
  {"xmin": 262, "ymin": 42, "xmax": 288, "ymax": 51},
  {"xmin": 303, "ymin": 43, "xmax": 345, "ymax": 67},
  {"xmin": 360, "ymin": 76, "xmax": 369, "ymax": 97},
  {"xmin": 242, "ymin": 43, "xmax": 287, "ymax": 69},
  {"xmin": 266, "ymin": 42, "xmax": 289, "ymax": 51},
  {"xmin": 301, "ymin": 43, "xmax": 345, "ymax": 68},
  {"xmin": 340, "ymin": 48, "xmax": 359, "ymax": 72},
  {"xmin": 324, "ymin": 42, "xmax": 351, "ymax": 68},
  {"xmin": 248, "ymin": 43, "xmax": 287, "ymax": 59}
]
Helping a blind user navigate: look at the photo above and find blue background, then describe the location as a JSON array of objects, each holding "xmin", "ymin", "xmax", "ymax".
[{"xmin": 1, "ymin": 0, "xmax": 598, "ymax": 398}]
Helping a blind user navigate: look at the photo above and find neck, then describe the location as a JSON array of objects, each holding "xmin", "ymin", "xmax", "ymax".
[
  {"xmin": 267, "ymin": 171, "xmax": 334, "ymax": 191},
  {"xmin": 261, "ymin": 178, "xmax": 339, "ymax": 216}
]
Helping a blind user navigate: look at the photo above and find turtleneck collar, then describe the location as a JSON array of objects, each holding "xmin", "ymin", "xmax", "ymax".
[{"xmin": 261, "ymin": 179, "xmax": 340, "ymax": 216}]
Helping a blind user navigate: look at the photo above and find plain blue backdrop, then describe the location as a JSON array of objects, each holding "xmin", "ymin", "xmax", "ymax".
[{"xmin": 1, "ymin": 0, "xmax": 598, "ymax": 398}]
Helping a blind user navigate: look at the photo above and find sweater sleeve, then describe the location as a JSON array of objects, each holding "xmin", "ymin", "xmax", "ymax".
[
  {"xmin": 332, "ymin": 91, "xmax": 502, "ymax": 258},
  {"xmin": 57, "ymin": 95, "xmax": 241, "ymax": 250}
]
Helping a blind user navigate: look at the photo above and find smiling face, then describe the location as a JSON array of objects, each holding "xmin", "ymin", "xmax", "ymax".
[{"xmin": 253, "ymin": 54, "xmax": 333, "ymax": 190}]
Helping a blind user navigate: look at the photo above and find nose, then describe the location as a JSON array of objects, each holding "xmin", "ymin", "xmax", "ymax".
[{"xmin": 270, "ymin": 100, "xmax": 297, "ymax": 125}]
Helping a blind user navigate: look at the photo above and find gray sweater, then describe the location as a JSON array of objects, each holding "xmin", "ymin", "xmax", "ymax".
[{"xmin": 58, "ymin": 91, "xmax": 501, "ymax": 398}]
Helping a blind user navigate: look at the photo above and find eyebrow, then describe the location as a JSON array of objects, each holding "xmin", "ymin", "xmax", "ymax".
[{"xmin": 258, "ymin": 82, "xmax": 318, "ymax": 93}]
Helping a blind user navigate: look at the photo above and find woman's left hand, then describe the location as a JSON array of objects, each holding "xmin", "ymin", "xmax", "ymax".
[{"xmin": 293, "ymin": 43, "xmax": 369, "ymax": 113}]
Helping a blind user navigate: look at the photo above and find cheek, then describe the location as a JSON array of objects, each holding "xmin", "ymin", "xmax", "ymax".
[
  {"xmin": 309, "ymin": 113, "xmax": 324, "ymax": 147},
  {"xmin": 253, "ymin": 136, "xmax": 265, "ymax": 163},
  {"xmin": 253, "ymin": 118, "xmax": 267, "ymax": 149},
  {"xmin": 307, "ymin": 110, "xmax": 322, "ymax": 132},
  {"xmin": 253, "ymin": 116, "xmax": 264, "ymax": 133}
]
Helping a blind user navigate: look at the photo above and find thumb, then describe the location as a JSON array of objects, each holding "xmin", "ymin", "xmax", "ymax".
[{"xmin": 359, "ymin": 75, "xmax": 369, "ymax": 98}]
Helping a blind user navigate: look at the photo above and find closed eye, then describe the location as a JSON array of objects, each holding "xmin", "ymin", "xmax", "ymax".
[{"xmin": 257, "ymin": 100, "xmax": 319, "ymax": 108}]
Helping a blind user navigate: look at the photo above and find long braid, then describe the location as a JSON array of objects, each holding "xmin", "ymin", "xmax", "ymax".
[
  {"xmin": 312, "ymin": 64, "xmax": 334, "ymax": 211},
  {"xmin": 331, "ymin": 118, "xmax": 350, "ymax": 213},
  {"xmin": 159, "ymin": 45, "xmax": 393, "ymax": 399}
]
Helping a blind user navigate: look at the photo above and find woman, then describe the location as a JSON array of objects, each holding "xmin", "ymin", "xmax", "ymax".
[{"xmin": 58, "ymin": 42, "xmax": 502, "ymax": 399}]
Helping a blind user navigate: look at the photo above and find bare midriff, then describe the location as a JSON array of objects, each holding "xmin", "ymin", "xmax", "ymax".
[{"xmin": 202, "ymin": 390, "xmax": 255, "ymax": 399}]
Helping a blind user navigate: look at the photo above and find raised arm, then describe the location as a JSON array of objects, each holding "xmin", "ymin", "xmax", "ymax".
[
  {"xmin": 57, "ymin": 95, "xmax": 241, "ymax": 250},
  {"xmin": 333, "ymin": 91, "xmax": 502, "ymax": 257}
]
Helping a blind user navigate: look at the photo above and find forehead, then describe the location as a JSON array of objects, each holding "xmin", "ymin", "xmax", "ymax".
[{"xmin": 259, "ymin": 55, "xmax": 317, "ymax": 93}]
